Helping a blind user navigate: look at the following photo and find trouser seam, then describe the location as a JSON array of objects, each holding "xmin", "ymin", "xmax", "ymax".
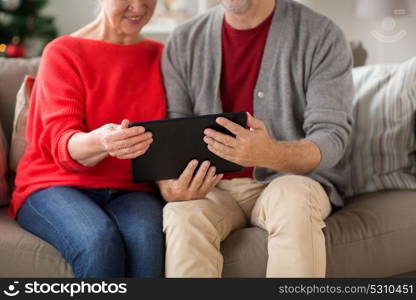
[
  {"xmin": 307, "ymin": 181, "xmax": 318, "ymax": 276},
  {"xmin": 211, "ymin": 215, "xmax": 227, "ymax": 277}
]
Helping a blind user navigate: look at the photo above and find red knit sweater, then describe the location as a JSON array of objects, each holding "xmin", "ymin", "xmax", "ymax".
[{"xmin": 9, "ymin": 36, "xmax": 167, "ymax": 218}]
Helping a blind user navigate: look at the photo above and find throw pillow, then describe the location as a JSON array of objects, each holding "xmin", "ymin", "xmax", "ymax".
[
  {"xmin": 345, "ymin": 57, "xmax": 416, "ymax": 197},
  {"xmin": 0, "ymin": 123, "xmax": 9, "ymax": 206},
  {"xmin": 9, "ymin": 76, "xmax": 35, "ymax": 172},
  {"xmin": 0, "ymin": 57, "xmax": 40, "ymax": 144}
]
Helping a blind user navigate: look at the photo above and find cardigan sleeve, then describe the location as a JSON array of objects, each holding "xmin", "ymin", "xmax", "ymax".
[
  {"xmin": 35, "ymin": 41, "xmax": 92, "ymax": 173},
  {"xmin": 303, "ymin": 21, "xmax": 354, "ymax": 172},
  {"xmin": 161, "ymin": 32, "xmax": 194, "ymax": 119}
]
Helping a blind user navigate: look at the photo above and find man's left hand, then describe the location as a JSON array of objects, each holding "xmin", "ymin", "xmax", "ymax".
[{"xmin": 204, "ymin": 112, "xmax": 276, "ymax": 168}]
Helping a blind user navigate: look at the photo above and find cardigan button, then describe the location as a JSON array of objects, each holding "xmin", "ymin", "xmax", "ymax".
[{"xmin": 257, "ymin": 91, "xmax": 265, "ymax": 99}]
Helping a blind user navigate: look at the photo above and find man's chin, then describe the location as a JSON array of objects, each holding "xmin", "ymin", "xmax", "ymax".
[{"xmin": 220, "ymin": 0, "xmax": 252, "ymax": 15}]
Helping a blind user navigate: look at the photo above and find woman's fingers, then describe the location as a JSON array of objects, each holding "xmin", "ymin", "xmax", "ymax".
[
  {"xmin": 109, "ymin": 139, "xmax": 153, "ymax": 159},
  {"xmin": 99, "ymin": 121, "xmax": 155, "ymax": 159},
  {"xmin": 106, "ymin": 126, "xmax": 146, "ymax": 143},
  {"xmin": 105, "ymin": 132, "xmax": 152, "ymax": 153},
  {"xmin": 120, "ymin": 119, "xmax": 130, "ymax": 129}
]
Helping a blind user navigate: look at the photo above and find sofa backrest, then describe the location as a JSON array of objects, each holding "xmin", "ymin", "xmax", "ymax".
[{"xmin": 0, "ymin": 57, "xmax": 41, "ymax": 145}]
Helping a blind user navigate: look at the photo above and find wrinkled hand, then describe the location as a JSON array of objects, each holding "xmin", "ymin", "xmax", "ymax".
[
  {"xmin": 157, "ymin": 160, "xmax": 223, "ymax": 202},
  {"xmin": 204, "ymin": 113, "xmax": 276, "ymax": 168},
  {"xmin": 99, "ymin": 119, "xmax": 153, "ymax": 160}
]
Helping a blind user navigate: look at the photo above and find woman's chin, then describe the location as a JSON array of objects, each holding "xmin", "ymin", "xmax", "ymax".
[
  {"xmin": 121, "ymin": 23, "xmax": 147, "ymax": 35},
  {"xmin": 120, "ymin": 27, "xmax": 144, "ymax": 38}
]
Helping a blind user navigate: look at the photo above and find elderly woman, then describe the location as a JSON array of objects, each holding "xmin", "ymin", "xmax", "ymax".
[{"xmin": 10, "ymin": 0, "xmax": 166, "ymax": 278}]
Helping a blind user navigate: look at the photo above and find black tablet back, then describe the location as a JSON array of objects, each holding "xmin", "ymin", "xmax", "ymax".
[{"xmin": 129, "ymin": 112, "xmax": 247, "ymax": 182}]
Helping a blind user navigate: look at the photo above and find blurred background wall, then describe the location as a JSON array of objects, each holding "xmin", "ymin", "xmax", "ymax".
[{"xmin": 42, "ymin": 0, "xmax": 416, "ymax": 65}]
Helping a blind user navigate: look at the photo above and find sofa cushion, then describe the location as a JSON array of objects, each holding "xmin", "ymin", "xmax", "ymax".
[
  {"xmin": 9, "ymin": 76, "xmax": 35, "ymax": 172},
  {"xmin": 222, "ymin": 227, "xmax": 268, "ymax": 278},
  {"xmin": 0, "ymin": 208, "xmax": 72, "ymax": 277},
  {"xmin": 325, "ymin": 190, "xmax": 416, "ymax": 277},
  {"xmin": 0, "ymin": 57, "xmax": 40, "ymax": 144},
  {"xmin": 0, "ymin": 124, "xmax": 8, "ymax": 206},
  {"xmin": 221, "ymin": 190, "xmax": 416, "ymax": 278},
  {"xmin": 345, "ymin": 57, "xmax": 416, "ymax": 197},
  {"xmin": 1, "ymin": 192, "xmax": 416, "ymax": 277}
]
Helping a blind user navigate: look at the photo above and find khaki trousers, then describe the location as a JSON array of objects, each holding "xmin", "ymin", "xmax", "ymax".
[{"xmin": 163, "ymin": 175, "xmax": 332, "ymax": 278}]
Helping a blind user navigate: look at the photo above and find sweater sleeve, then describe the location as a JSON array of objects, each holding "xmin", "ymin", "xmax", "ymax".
[
  {"xmin": 36, "ymin": 41, "xmax": 91, "ymax": 173},
  {"xmin": 303, "ymin": 21, "xmax": 354, "ymax": 172},
  {"xmin": 161, "ymin": 32, "xmax": 194, "ymax": 118}
]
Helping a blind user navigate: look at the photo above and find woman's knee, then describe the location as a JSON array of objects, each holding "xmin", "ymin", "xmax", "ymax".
[
  {"xmin": 72, "ymin": 219, "xmax": 125, "ymax": 277},
  {"xmin": 109, "ymin": 192, "xmax": 164, "ymax": 234},
  {"xmin": 79, "ymin": 218, "xmax": 124, "ymax": 254}
]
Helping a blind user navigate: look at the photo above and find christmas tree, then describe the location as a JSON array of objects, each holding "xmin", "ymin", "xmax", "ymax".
[{"xmin": 0, "ymin": 0, "xmax": 57, "ymax": 58}]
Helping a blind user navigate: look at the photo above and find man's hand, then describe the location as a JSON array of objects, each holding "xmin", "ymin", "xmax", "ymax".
[
  {"xmin": 157, "ymin": 160, "xmax": 223, "ymax": 202},
  {"xmin": 204, "ymin": 113, "xmax": 322, "ymax": 174},
  {"xmin": 203, "ymin": 112, "xmax": 276, "ymax": 168}
]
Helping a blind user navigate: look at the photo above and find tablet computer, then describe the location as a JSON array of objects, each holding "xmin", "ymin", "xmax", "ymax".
[{"xmin": 129, "ymin": 112, "xmax": 247, "ymax": 182}]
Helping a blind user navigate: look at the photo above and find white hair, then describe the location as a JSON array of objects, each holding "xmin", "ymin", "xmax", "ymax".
[{"xmin": 94, "ymin": 0, "xmax": 102, "ymax": 17}]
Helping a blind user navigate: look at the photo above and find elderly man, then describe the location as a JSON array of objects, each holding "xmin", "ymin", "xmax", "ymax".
[{"xmin": 157, "ymin": 0, "xmax": 353, "ymax": 278}]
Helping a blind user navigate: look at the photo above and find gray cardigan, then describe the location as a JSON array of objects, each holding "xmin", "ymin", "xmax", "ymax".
[{"xmin": 161, "ymin": 0, "xmax": 353, "ymax": 207}]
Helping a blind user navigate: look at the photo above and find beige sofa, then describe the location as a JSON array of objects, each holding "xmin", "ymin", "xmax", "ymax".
[{"xmin": 1, "ymin": 55, "xmax": 416, "ymax": 278}]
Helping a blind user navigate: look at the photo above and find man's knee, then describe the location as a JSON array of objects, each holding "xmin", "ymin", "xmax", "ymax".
[
  {"xmin": 265, "ymin": 175, "xmax": 316, "ymax": 206},
  {"xmin": 163, "ymin": 201, "xmax": 221, "ymax": 235},
  {"xmin": 255, "ymin": 175, "xmax": 326, "ymax": 227}
]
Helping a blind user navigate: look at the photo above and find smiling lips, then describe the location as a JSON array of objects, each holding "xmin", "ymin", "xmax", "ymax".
[
  {"xmin": 126, "ymin": 16, "xmax": 142, "ymax": 21},
  {"xmin": 124, "ymin": 5, "xmax": 148, "ymax": 23},
  {"xmin": 125, "ymin": 16, "xmax": 143, "ymax": 22}
]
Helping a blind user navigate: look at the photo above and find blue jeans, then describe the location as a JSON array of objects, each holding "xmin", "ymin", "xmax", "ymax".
[{"xmin": 17, "ymin": 186, "xmax": 165, "ymax": 278}]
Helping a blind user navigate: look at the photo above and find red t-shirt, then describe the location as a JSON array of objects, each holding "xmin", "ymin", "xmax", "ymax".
[
  {"xmin": 220, "ymin": 12, "xmax": 274, "ymax": 179},
  {"xmin": 9, "ymin": 36, "xmax": 167, "ymax": 218}
]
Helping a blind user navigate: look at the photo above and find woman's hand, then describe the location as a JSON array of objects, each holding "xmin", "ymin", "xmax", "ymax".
[
  {"xmin": 68, "ymin": 119, "xmax": 153, "ymax": 167},
  {"xmin": 98, "ymin": 119, "xmax": 153, "ymax": 160},
  {"xmin": 157, "ymin": 160, "xmax": 223, "ymax": 203}
]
